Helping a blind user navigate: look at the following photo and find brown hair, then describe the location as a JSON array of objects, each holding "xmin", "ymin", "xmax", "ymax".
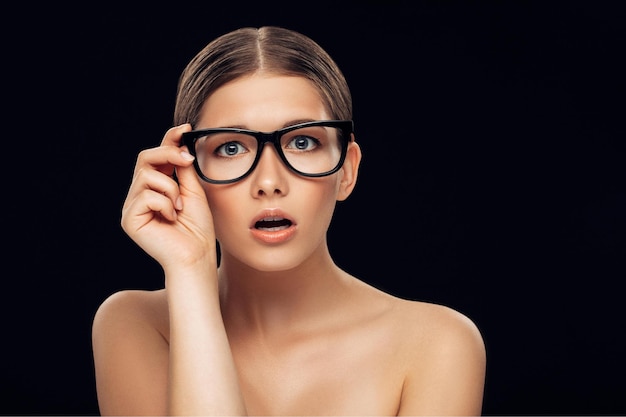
[{"xmin": 173, "ymin": 26, "xmax": 352, "ymax": 127}]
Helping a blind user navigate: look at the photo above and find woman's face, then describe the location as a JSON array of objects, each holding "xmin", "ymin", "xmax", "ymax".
[{"xmin": 195, "ymin": 73, "xmax": 358, "ymax": 272}]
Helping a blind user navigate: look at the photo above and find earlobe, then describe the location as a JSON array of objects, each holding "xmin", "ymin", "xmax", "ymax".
[{"xmin": 337, "ymin": 139, "xmax": 362, "ymax": 201}]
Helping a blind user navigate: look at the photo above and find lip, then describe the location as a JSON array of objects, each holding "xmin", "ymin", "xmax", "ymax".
[{"xmin": 249, "ymin": 208, "xmax": 297, "ymax": 244}]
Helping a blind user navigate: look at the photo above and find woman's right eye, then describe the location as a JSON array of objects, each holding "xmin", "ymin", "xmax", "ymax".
[{"xmin": 215, "ymin": 141, "xmax": 247, "ymax": 157}]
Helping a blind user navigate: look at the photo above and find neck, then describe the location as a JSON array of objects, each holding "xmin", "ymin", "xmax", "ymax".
[{"xmin": 217, "ymin": 246, "xmax": 350, "ymax": 338}]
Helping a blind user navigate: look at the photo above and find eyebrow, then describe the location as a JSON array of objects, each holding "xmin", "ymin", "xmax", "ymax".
[{"xmin": 221, "ymin": 118, "xmax": 318, "ymax": 131}]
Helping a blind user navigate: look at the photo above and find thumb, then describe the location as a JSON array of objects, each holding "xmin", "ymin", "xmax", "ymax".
[
  {"xmin": 175, "ymin": 155, "xmax": 206, "ymax": 199},
  {"xmin": 173, "ymin": 158, "xmax": 215, "ymax": 236}
]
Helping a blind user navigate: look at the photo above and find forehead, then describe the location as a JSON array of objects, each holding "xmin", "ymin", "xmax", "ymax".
[{"xmin": 197, "ymin": 74, "xmax": 330, "ymax": 130}]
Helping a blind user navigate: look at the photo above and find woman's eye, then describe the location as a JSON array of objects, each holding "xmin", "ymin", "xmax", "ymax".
[
  {"xmin": 287, "ymin": 135, "xmax": 319, "ymax": 151},
  {"xmin": 216, "ymin": 142, "xmax": 247, "ymax": 157}
]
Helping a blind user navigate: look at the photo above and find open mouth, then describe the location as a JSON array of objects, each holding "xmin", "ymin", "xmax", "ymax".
[{"xmin": 254, "ymin": 216, "xmax": 293, "ymax": 231}]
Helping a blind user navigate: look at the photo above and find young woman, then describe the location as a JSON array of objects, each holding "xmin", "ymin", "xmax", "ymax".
[{"xmin": 92, "ymin": 26, "xmax": 486, "ymax": 416}]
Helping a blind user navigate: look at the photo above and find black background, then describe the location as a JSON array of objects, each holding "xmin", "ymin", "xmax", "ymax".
[{"xmin": 3, "ymin": 2, "xmax": 625, "ymax": 415}]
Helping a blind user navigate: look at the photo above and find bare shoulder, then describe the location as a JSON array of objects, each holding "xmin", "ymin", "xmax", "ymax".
[
  {"xmin": 355, "ymin": 279, "xmax": 484, "ymax": 355},
  {"xmin": 348, "ymin": 279, "xmax": 486, "ymax": 414},
  {"xmin": 91, "ymin": 289, "xmax": 170, "ymax": 415},
  {"xmin": 387, "ymin": 296, "xmax": 487, "ymax": 415},
  {"xmin": 92, "ymin": 288, "xmax": 168, "ymax": 336},
  {"xmin": 393, "ymin": 297, "xmax": 484, "ymax": 350}
]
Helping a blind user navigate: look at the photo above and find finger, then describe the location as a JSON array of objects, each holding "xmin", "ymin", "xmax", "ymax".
[
  {"xmin": 134, "ymin": 144, "xmax": 196, "ymax": 178},
  {"xmin": 122, "ymin": 188, "xmax": 178, "ymax": 234},
  {"xmin": 127, "ymin": 167, "xmax": 184, "ymax": 211},
  {"xmin": 174, "ymin": 154, "xmax": 205, "ymax": 197},
  {"xmin": 142, "ymin": 189, "xmax": 178, "ymax": 222},
  {"xmin": 160, "ymin": 123, "xmax": 192, "ymax": 147},
  {"xmin": 130, "ymin": 124, "xmax": 192, "ymax": 178}
]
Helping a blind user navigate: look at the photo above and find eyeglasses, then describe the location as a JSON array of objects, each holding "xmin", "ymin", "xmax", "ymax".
[{"xmin": 181, "ymin": 120, "xmax": 353, "ymax": 184}]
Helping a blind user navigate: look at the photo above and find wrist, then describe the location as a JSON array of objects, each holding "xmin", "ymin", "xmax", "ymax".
[{"xmin": 162, "ymin": 253, "xmax": 218, "ymax": 286}]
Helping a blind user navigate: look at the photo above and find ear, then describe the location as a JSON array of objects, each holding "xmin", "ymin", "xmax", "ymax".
[{"xmin": 337, "ymin": 135, "xmax": 362, "ymax": 201}]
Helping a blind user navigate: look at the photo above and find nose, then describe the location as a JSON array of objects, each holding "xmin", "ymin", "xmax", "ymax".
[{"xmin": 250, "ymin": 143, "xmax": 289, "ymax": 198}]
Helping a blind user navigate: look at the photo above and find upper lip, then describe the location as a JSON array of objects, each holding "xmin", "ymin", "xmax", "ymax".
[{"xmin": 250, "ymin": 208, "xmax": 296, "ymax": 229}]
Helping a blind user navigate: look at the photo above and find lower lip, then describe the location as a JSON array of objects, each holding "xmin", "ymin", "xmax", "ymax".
[{"xmin": 250, "ymin": 224, "xmax": 297, "ymax": 244}]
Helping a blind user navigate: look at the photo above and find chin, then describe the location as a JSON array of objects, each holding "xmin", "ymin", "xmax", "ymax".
[
  {"xmin": 219, "ymin": 236, "xmax": 322, "ymax": 274},
  {"xmin": 226, "ymin": 247, "xmax": 312, "ymax": 275},
  {"xmin": 248, "ymin": 257, "xmax": 304, "ymax": 274}
]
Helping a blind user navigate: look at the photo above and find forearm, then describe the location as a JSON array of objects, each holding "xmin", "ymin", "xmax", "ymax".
[{"xmin": 165, "ymin": 262, "xmax": 247, "ymax": 415}]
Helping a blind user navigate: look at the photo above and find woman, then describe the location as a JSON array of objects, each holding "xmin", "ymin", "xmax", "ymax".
[{"xmin": 92, "ymin": 26, "xmax": 486, "ymax": 415}]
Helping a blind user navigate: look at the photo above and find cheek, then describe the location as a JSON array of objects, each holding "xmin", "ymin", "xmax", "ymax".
[
  {"xmin": 202, "ymin": 176, "xmax": 341, "ymax": 239},
  {"xmin": 202, "ymin": 185, "xmax": 239, "ymax": 237},
  {"xmin": 305, "ymin": 178, "xmax": 342, "ymax": 220}
]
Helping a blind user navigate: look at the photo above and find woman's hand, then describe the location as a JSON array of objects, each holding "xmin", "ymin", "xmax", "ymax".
[{"xmin": 121, "ymin": 124, "xmax": 217, "ymax": 272}]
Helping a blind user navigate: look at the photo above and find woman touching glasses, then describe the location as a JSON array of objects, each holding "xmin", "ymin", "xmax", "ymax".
[{"xmin": 92, "ymin": 26, "xmax": 486, "ymax": 416}]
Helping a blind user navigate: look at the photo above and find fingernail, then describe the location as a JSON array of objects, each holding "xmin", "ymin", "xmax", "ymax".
[
  {"xmin": 175, "ymin": 196, "xmax": 183, "ymax": 210},
  {"xmin": 181, "ymin": 151, "xmax": 194, "ymax": 161}
]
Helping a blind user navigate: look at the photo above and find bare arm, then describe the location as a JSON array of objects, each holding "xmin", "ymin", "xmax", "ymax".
[
  {"xmin": 165, "ymin": 261, "xmax": 246, "ymax": 415},
  {"xmin": 93, "ymin": 124, "xmax": 246, "ymax": 415}
]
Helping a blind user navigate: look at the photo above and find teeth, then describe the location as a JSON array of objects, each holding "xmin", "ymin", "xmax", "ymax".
[
  {"xmin": 255, "ymin": 216, "xmax": 291, "ymax": 231},
  {"xmin": 263, "ymin": 226, "xmax": 286, "ymax": 231},
  {"xmin": 262, "ymin": 216, "xmax": 283, "ymax": 221}
]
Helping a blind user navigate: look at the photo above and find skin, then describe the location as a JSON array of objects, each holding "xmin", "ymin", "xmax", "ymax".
[{"xmin": 92, "ymin": 73, "xmax": 486, "ymax": 416}]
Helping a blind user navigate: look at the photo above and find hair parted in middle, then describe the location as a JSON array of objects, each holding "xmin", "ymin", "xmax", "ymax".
[{"xmin": 173, "ymin": 26, "xmax": 353, "ymax": 128}]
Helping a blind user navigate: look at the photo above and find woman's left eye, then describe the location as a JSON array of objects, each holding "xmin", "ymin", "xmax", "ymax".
[{"xmin": 287, "ymin": 136, "xmax": 319, "ymax": 151}]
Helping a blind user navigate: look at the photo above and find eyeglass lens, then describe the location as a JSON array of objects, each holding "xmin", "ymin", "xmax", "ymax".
[{"xmin": 193, "ymin": 125, "xmax": 344, "ymax": 182}]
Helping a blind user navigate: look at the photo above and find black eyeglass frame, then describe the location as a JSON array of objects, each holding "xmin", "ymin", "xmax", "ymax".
[{"xmin": 181, "ymin": 120, "xmax": 354, "ymax": 184}]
